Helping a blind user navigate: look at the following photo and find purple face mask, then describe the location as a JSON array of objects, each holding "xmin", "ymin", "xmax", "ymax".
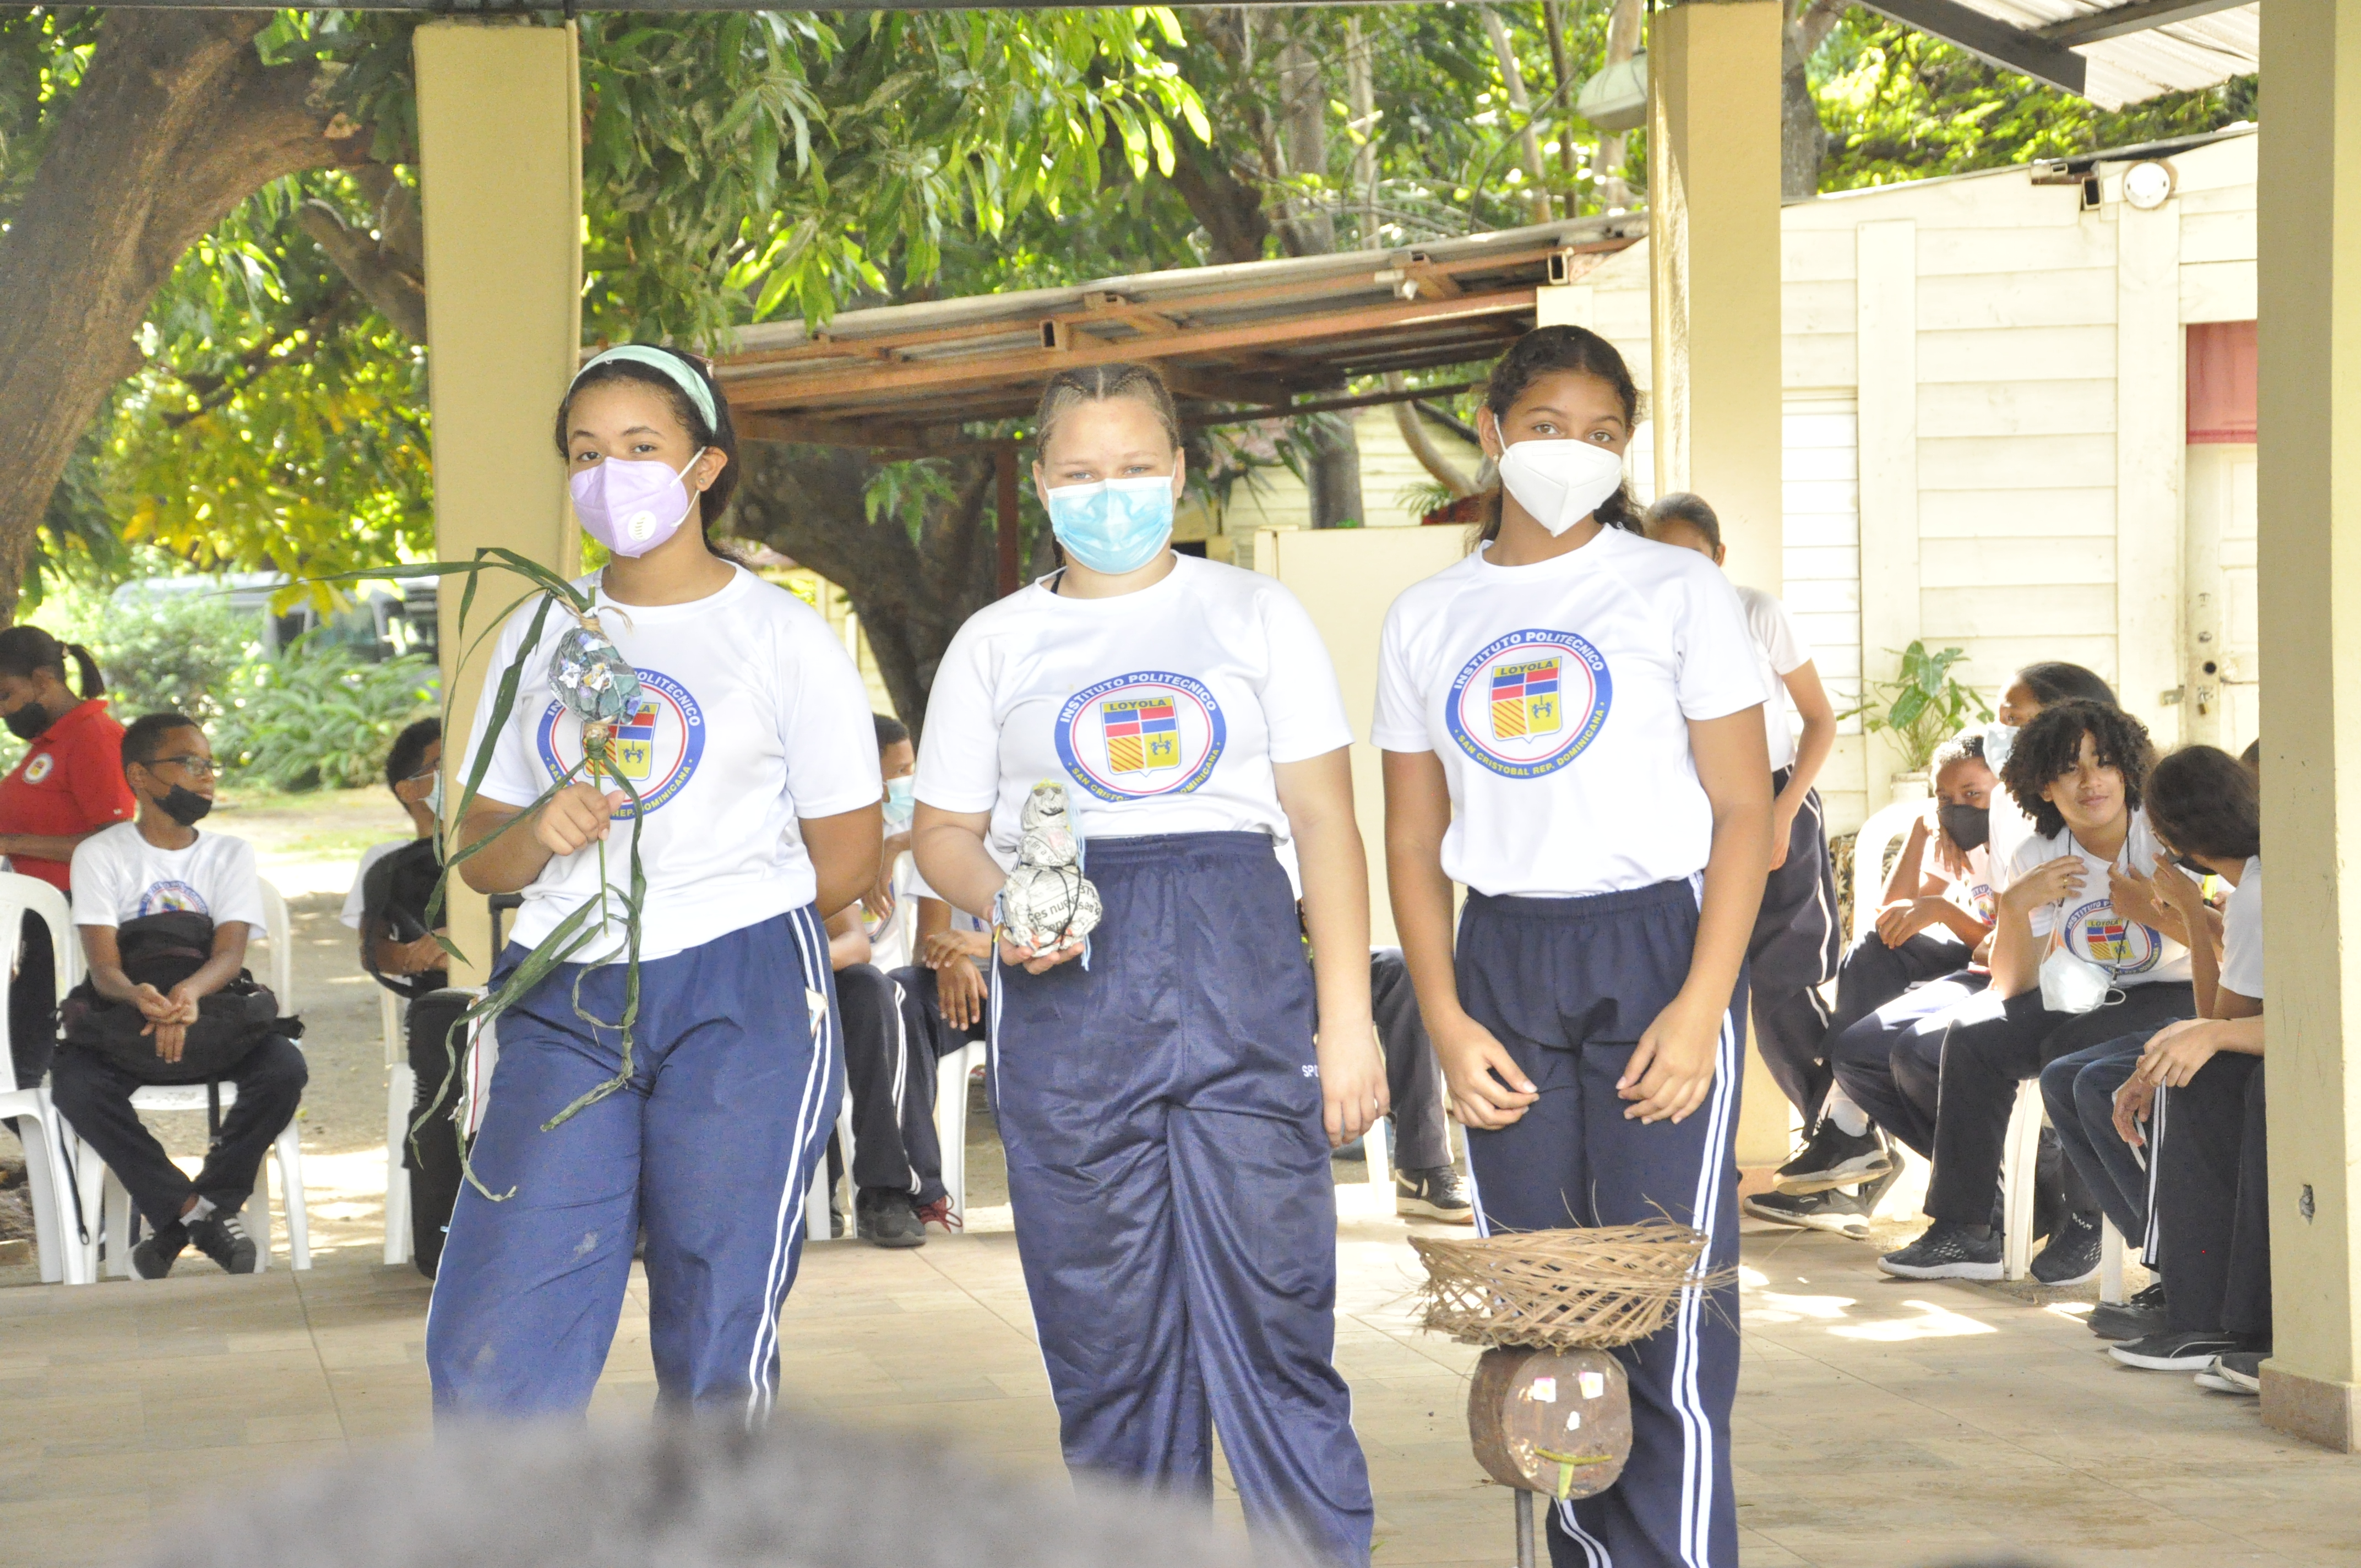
[{"xmin": 569, "ymin": 449, "xmax": 704, "ymax": 558}]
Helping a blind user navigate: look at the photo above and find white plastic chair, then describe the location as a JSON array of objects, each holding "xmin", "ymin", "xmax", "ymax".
[
  {"xmin": 804, "ymin": 1088, "xmax": 857, "ymax": 1242},
  {"xmin": 73, "ymin": 876, "xmax": 309, "ymax": 1278},
  {"xmin": 932, "ymin": 1039, "xmax": 989, "ymax": 1222},
  {"xmin": 1848, "ymin": 799, "xmax": 1928, "ymax": 941},
  {"xmin": 380, "ymin": 988, "xmax": 412, "ymax": 1265},
  {"xmin": 0, "ymin": 874, "xmax": 89, "ymax": 1284},
  {"xmin": 1999, "ymin": 1077, "xmax": 2126, "ymax": 1300}
]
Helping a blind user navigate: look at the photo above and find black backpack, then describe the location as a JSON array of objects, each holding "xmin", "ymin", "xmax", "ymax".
[
  {"xmin": 60, "ymin": 911, "xmax": 295, "ymax": 1084},
  {"xmin": 360, "ymin": 839, "xmax": 449, "ymax": 1000}
]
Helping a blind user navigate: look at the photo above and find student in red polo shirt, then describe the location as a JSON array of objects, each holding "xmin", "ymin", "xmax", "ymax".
[{"xmin": 0, "ymin": 626, "xmax": 134, "ymax": 1092}]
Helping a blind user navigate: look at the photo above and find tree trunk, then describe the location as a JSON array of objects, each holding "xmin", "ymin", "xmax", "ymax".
[
  {"xmin": 728, "ymin": 441, "xmax": 1005, "ymax": 732},
  {"xmin": 1782, "ymin": 1, "xmax": 1846, "ymax": 203},
  {"xmin": 1274, "ymin": 32, "xmax": 1336, "ymax": 255},
  {"xmin": 0, "ymin": 14, "xmax": 365, "ymax": 625},
  {"xmin": 1345, "ymin": 17, "xmax": 1379, "ymax": 248},
  {"xmin": 1390, "ymin": 379, "xmax": 1477, "ymax": 498},
  {"xmin": 1595, "ymin": 0, "xmax": 1643, "ymax": 210},
  {"xmin": 1479, "ymin": 8, "xmax": 1556, "ymax": 224}
]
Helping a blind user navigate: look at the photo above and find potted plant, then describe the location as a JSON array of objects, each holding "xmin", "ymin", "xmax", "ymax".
[{"xmin": 1847, "ymin": 641, "xmax": 1992, "ymax": 799}]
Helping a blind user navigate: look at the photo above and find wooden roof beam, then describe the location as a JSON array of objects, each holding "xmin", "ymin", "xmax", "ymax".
[{"xmin": 725, "ymin": 288, "xmax": 1538, "ymax": 409}]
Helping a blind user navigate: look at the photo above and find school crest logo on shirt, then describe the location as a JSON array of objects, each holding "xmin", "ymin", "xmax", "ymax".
[
  {"xmin": 135, "ymin": 880, "xmax": 209, "ymax": 918},
  {"xmin": 22, "ymin": 753, "xmax": 53, "ymax": 785},
  {"xmin": 535, "ymin": 665, "xmax": 706, "ymax": 819},
  {"xmin": 1056, "ymin": 672, "xmax": 1226, "ymax": 802},
  {"xmin": 2064, "ymin": 897, "xmax": 2163, "ymax": 976},
  {"xmin": 1445, "ymin": 630, "xmax": 1613, "ymax": 779}
]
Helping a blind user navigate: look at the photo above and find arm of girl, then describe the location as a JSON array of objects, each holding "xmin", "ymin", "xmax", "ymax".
[
  {"xmin": 1274, "ymin": 748, "xmax": 1388, "ymax": 1150},
  {"xmin": 911, "ymin": 803, "xmax": 1085, "ymax": 974},
  {"xmin": 1383, "ymin": 749, "xmax": 1538, "ymax": 1129},
  {"xmin": 456, "ymin": 783, "xmax": 623, "ymax": 895},
  {"xmin": 1769, "ymin": 660, "xmax": 1836, "ymax": 872},
  {"xmin": 801, "ymin": 804, "xmax": 886, "ymax": 920},
  {"xmin": 1619, "ymin": 708, "xmax": 1772, "ymax": 1124},
  {"xmin": 1990, "ymin": 856, "xmax": 2083, "ymax": 998},
  {"xmin": 2148, "ymin": 859, "xmax": 2223, "ymax": 1017}
]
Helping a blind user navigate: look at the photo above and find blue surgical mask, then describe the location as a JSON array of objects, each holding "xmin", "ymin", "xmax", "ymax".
[
  {"xmin": 884, "ymin": 776, "xmax": 915, "ymax": 825},
  {"xmin": 1046, "ymin": 475, "xmax": 1175, "ymax": 575},
  {"xmin": 426, "ymin": 772, "xmax": 444, "ymax": 822}
]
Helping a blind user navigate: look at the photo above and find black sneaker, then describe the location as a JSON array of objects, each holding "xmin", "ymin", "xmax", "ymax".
[
  {"xmin": 1774, "ymin": 1121, "xmax": 1894, "ymax": 1196},
  {"xmin": 2211, "ymin": 1349, "xmax": 2266, "ymax": 1393},
  {"xmin": 2088, "ymin": 1281, "xmax": 2166, "ymax": 1341},
  {"xmin": 1396, "ymin": 1165, "xmax": 1475, "ymax": 1224},
  {"xmin": 186, "ymin": 1210, "xmax": 259, "ymax": 1275},
  {"xmin": 1743, "ymin": 1186, "xmax": 1874, "ymax": 1235},
  {"xmin": 2030, "ymin": 1212, "xmax": 2104, "ymax": 1286},
  {"xmin": 130, "ymin": 1222, "xmax": 187, "ymax": 1280},
  {"xmin": 2194, "ymin": 1355, "xmax": 2257, "ymax": 1395},
  {"xmin": 855, "ymin": 1189, "xmax": 927, "ymax": 1249},
  {"xmin": 2110, "ymin": 1329, "xmax": 2240, "ymax": 1371},
  {"xmin": 1878, "ymin": 1222, "xmax": 2003, "ymax": 1281}
]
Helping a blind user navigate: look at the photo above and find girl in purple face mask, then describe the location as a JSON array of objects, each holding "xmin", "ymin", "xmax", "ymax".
[{"xmin": 425, "ymin": 345, "xmax": 886, "ymax": 1423}]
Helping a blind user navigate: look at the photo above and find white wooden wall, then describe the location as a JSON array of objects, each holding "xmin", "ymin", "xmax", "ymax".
[{"xmin": 1187, "ymin": 128, "xmax": 2259, "ymax": 833}]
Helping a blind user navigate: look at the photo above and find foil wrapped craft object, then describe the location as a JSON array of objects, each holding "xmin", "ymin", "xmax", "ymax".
[
  {"xmin": 1001, "ymin": 781, "xmax": 1102, "ymax": 952},
  {"xmin": 550, "ymin": 621, "xmax": 643, "ymax": 726}
]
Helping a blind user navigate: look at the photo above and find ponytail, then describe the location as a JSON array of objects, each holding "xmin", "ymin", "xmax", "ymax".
[
  {"xmin": 0, "ymin": 625, "xmax": 99, "ymax": 698},
  {"xmin": 63, "ymin": 643, "xmax": 102, "ymax": 698}
]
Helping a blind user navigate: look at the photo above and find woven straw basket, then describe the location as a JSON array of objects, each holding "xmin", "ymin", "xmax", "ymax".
[{"xmin": 1408, "ymin": 1220, "xmax": 1728, "ymax": 1351}]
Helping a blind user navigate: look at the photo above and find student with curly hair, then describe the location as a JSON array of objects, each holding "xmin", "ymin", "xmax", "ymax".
[{"xmin": 1879, "ymin": 700, "xmax": 2198, "ymax": 1283}]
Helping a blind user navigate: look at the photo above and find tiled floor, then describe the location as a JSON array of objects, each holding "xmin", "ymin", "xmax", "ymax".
[{"xmin": 4, "ymin": 1195, "xmax": 2357, "ymax": 1568}]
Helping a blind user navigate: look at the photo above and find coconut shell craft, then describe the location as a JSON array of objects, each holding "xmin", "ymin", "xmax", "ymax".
[{"xmin": 1410, "ymin": 1218, "xmax": 1729, "ymax": 1565}]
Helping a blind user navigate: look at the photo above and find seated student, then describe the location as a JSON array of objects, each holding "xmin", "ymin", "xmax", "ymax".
[
  {"xmin": 1879, "ymin": 700, "xmax": 2198, "ymax": 1284},
  {"xmin": 343, "ymin": 717, "xmax": 447, "ymax": 995},
  {"xmin": 1751, "ymin": 733, "xmax": 1997, "ymax": 1227},
  {"xmin": 0, "ymin": 629, "xmax": 139, "ymax": 1109},
  {"xmin": 47, "ymin": 714, "xmax": 306, "ymax": 1278},
  {"xmin": 2038, "ymin": 745, "xmax": 2250, "ymax": 1327},
  {"xmin": 2099, "ymin": 747, "xmax": 2265, "ymax": 1381},
  {"xmin": 1983, "ymin": 661, "xmax": 2119, "ymax": 876},
  {"xmin": 1369, "ymin": 947, "xmax": 1470, "ymax": 1222},
  {"xmin": 1821, "ymin": 671, "xmax": 2117, "ymax": 1201}
]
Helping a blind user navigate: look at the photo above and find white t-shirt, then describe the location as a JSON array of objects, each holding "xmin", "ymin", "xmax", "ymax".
[
  {"xmin": 2002, "ymin": 809, "xmax": 2193, "ymax": 986},
  {"xmin": 914, "ymin": 556, "xmax": 1354, "ymax": 884},
  {"xmin": 463, "ymin": 567, "xmax": 880, "ymax": 963},
  {"xmin": 1734, "ymin": 585, "xmax": 1808, "ymax": 773},
  {"xmin": 341, "ymin": 840, "xmax": 408, "ymax": 930},
  {"xmin": 2221, "ymin": 857, "xmax": 2262, "ymax": 1001},
  {"xmin": 71, "ymin": 822, "xmax": 266, "ymax": 934},
  {"xmin": 866, "ymin": 852, "xmax": 916, "ymax": 972},
  {"xmin": 1939, "ymin": 842, "xmax": 1996, "ymax": 927},
  {"xmin": 1372, "ymin": 526, "xmax": 1767, "ymax": 898}
]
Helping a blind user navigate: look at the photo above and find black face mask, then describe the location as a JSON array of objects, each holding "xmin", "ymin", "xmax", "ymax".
[
  {"xmin": 156, "ymin": 785, "xmax": 213, "ymax": 827},
  {"xmin": 3, "ymin": 700, "xmax": 51, "ymax": 742},
  {"xmin": 1939, "ymin": 802, "xmax": 1990, "ymax": 852}
]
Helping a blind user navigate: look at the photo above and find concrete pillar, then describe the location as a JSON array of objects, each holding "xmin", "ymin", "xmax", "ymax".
[
  {"xmin": 2257, "ymin": 0, "xmax": 2361, "ymax": 1452},
  {"xmin": 1646, "ymin": 0, "xmax": 1784, "ymax": 595},
  {"xmin": 415, "ymin": 21, "xmax": 583, "ymax": 984},
  {"xmin": 1645, "ymin": 0, "xmax": 1788, "ymax": 1173}
]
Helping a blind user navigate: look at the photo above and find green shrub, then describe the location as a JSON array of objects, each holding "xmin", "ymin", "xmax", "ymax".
[
  {"xmin": 214, "ymin": 637, "xmax": 439, "ymax": 792},
  {"xmin": 82, "ymin": 589, "xmax": 261, "ymax": 727}
]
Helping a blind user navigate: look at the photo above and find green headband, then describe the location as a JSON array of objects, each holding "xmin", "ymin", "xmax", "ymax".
[{"xmin": 573, "ymin": 345, "xmax": 719, "ymax": 433}]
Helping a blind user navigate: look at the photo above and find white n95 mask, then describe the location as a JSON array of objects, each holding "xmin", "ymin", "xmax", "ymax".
[
  {"xmin": 1497, "ymin": 439, "xmax": 1628, "ymax": 537},
  {"xmin": 2039, "ymin": 944, "xmax": 2116, "ymax": 1014}
]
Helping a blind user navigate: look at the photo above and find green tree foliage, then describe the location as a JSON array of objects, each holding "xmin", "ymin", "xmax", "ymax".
[{"xmin": 1811, "ymin": 10, "xmax": 2256, "ymax": 190}]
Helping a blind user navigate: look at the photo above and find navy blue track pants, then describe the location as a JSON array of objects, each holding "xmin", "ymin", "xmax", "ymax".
[
  {"xmin": 1457, "ymin": 880, "xmax": 1743, "ymax": 1568},
  {"xmin": 426, "ymin": 906, "xmax": 839, "ymax": 1423},
  {"xmin": 992, "ymin": 832, "xmax": 1374, "ymax": 1568}
]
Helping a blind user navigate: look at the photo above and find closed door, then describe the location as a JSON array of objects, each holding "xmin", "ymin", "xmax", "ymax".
[{"xmin": 2184, "ymin": 443, "xmax": 2259, "ymax": 754}]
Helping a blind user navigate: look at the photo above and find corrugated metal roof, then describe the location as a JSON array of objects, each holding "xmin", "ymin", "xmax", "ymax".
[{"xmin": 1953, "ymin": 0, "xmax": 2256, "ymax": 107}]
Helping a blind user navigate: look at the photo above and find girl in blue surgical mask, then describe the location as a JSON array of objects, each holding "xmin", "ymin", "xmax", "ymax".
[{"xmin": 910, "ymin": 361, "xmax": 1384, "ymax": 1568}]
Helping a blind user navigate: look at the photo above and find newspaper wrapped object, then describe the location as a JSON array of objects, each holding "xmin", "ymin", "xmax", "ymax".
[{"xmin": 1000, "ymin": 782, "xmax": 1102, "ymax": 953}]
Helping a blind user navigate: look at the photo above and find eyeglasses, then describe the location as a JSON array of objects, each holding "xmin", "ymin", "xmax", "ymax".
[{"xmin": 151, "ymin": 754, "xmax": 220, "ymax": 780}]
